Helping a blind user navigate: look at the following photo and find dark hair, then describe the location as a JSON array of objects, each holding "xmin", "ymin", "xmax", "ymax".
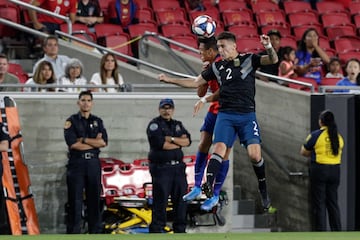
[
  {"xmin": 0, "ymin": 53, "xmax": 8, "ymax": 61},
  {"xmin": 216, "ymin": 31, "xmax": 236, "ymax": 42},
  {"xmin": 198, "ymin": 36, "xmax": 217, "ymax": 51},
  {"xmin": 279, "ymin": 46, "xmax": 294, "ymax": 62},
  {"xmin": 343, "ymin": 58, "xmax": 360, "ymax": 85},
  {"xmin": 319, "ymin": 110, "xmax": 340, "ymax": 155},
  {"xmin": 297, "ymin": 28, "xmax": 320, "ymax": 56},
  {"xmin": 43, "ymin": 35, "xmax": 58, "ymax": 47},
  {"xmin": 78, "ymin": 90, "xmax": 93, "ymax": 100}
]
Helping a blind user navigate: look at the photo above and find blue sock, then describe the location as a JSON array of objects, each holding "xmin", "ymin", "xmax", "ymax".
[
  {"xmin": 194, "ymin": 151, "xmax": 208, "ymax": 187},
  {"xmin": 213, "ymin": 160, "xmax": 229, "ymax": 196}
]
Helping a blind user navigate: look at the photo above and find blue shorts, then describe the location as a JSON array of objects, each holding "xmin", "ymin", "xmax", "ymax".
[
  {"xmin": 200, "ymin": 111, "xmax": 217, "ymax": 135},
  {"xmin": 213, "ymin": 111, "xmax": 261, "ymax": 148}
]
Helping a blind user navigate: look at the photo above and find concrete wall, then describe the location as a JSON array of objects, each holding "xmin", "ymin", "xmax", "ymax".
[
  {"xmin": 3, "ymin": 81, "xmax": 313, "ymax": 233},
  {"xmin": 233, "ymin": 81, "xmax": 313, "ymax": 231}
]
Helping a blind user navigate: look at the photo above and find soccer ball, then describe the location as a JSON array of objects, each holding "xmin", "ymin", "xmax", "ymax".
[{"xmin": 192, "ymin": 15, "xmax": 216, "ymax": 38}]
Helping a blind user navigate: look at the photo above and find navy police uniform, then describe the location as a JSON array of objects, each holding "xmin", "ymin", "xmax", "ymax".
[
  {"xmin": 64, "ymin": 112, "xmax": 108, "ymax": 234},
  {"xmin": 146, "ymin": 114, "xmax": 191, "ymax": 233}
]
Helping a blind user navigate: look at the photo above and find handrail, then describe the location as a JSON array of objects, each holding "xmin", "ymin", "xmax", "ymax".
[
  {"xmin": 255, "ymin": 71, "xmax": 315, "ymax": 93},
  {"xmin": 55, "ymin": 30, "xmax": 197, "ymax": 79},
  {"xmin": 0, "ymin": 18, "xmax": 48, "ymax": 38},
  {"xmin": 9, "ymin": 0, "xmax": 73, "ymax": 35},
  {"xmin": 139, "ymin": 31, "xmax": 199, "ymax": 76},
  {"xmin": 318, "ymin": 85, "xmax": 360, "ymax": 93}
]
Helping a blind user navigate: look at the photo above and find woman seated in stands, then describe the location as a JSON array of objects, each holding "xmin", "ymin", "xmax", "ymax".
[
  {"xmin": 25, "ymin": 61, "xmax": 56, "ymax": 92},
  {"xmin": 335, "ymin": 58, "xmax": 360, "ymax": 93},
  {"xmin": 294, "ymin": 28, "xmax": 330, "ymax": 84},
  {"xmin": 90, "ymin": 53, "xmax": 125, "ymax": 92},
  {"xmin": 57, "ymin": 58, "xmax": 88, "ymax": 92}
]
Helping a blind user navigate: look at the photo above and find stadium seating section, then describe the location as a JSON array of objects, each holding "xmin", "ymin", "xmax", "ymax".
[{"xmin": 3, "ymin": 0, "xmax": 360, "ymax": 91}]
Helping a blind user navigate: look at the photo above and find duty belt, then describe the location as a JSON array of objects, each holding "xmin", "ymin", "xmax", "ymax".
[{"xmin": 70, "ymin": 152, "xmax": 98, "ymax": 160}]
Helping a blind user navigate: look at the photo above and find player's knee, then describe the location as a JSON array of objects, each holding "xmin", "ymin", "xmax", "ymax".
[{"xmin": 249, "ymin": 152, "xmax": 261, "ymax": 162}]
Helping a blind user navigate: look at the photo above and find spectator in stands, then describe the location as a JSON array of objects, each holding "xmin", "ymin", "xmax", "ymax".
[
  {"xmin": 335, "ymin": 58, "xmax": 360, "ymax": 93},
  {"xmin": 76, "ymin": 0, "xmax": 104, "ymax": 32},
  {"xmin": 300, "ymin": 109, "xmax": 343, "ymax": 231},
  {"xmin": 325, "ymin": 57, "xmax": 343, "ymax": 79},
  {"xmin": 185, "ymin": 0, "xmax": 205, "ymax": 11},
  {"xmin": 0, "ymin": 54, "xmax": 20, "ymax": 92},
  {"xmin": 294, "ymin": 28, "xmax": 330, "ymax": 84},
  {"xmin": 57, "ymin": 58, "xmax": 88, "ymax": 92},
  {"xmin": 258, "ymin": 29, "xmax": 285, "ymax": 83},
  {"xmin": 90, "ymin": 53, "xmax": 125, "ymax": 92},
  {"xmin": 278, "ymin": 46, "xmax": 297, "ymax": 80},
  {"xmin": 28, "ymin": 0, "xmax": 77, "ymax": 34},
  {"xmin": 108, "ymin": 0, "xmax": 139, "ymax": 31},
  {"xmin": 33, "ymin": 35, "xmax": 70, "ymax": 80},
  {"xmin": 25, "ymin": 60, "xmax": 56, "ymax": 92}
]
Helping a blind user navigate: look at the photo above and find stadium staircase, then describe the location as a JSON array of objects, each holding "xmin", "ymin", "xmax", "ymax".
[{"xmin": 231, "ymin": 185, "xmax": 278, "ymax": 232}]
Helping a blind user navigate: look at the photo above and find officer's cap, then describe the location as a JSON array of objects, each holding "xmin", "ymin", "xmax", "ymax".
[{"xmin": 159, "ymin": 98, "xmax": 174, "ymax": 108}]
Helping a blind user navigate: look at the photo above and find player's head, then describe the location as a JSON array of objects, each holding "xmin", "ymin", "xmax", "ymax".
[
  {"xmin": 216, "ymin": 31, "xmax": 237, "ymax": 61},
  {"xmin": 198, "ymin": 36, "xmax": 218, "ymax": 63}
]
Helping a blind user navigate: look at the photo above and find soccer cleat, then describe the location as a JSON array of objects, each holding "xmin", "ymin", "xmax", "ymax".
[
  {"xmin": 200, "ymin": 195, "xmax": 219, "ymax": 211},
  {"xmin": 201, "ymin": 182, "xmax": 213, "ymax": 198},
  {"xmin": 260, "ymin": 191, "xmax": 277, "ymax": 213},
  {"xmin": 183, "ymin": 186, "xmax": 202, "ymax": 201}
]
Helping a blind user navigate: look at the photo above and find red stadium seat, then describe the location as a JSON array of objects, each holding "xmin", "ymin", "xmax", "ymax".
[
  {"xmin": 94, "ymin": 23, "xmax": 124, "ymax": 38},
  {"xmin": 283, "ymin": 1, "xmax": 316, "ymax": 15},
  {"xmin": 280, "ymin": 36, "xmax": 297, "ymax": 49},
  {"xmin": 170, "ymin": 35, "xmax": 199, "ymax": 57},
  {"xmin": 260, "ymin": 24, "xmax": 291, "ymax": 37},
  {"xmin": 325, "ymin": 25, "xmax": 356, "ymax": 40},
  {"xmin": 151, "ymin": 0, "xmax": 181, "ymax": 12},
  {"xmin": 228, "ymin": 25, "xmax": 258, "ymax": 38},
  {"xmin": 137, "ymin": 0, "xmax": 150, "ymax": 9},
  {"xmin": 348, "ymin": 1, "xmax": 360, "ymax": 17},
  {"xmin": 321, "ymin": 13, "xmax": 353, "ymax": 28},
  {"xmin": 316, "ymin": 1, "xmax": 348, "ymax": 15},
  {"xmin": 236, "ymin": 37, "xmax": 263, "ymax": 53},
  {"xmin": 320, "ymin": 78, "xmax": 342, "ymax": 86},
  {"xmin": 256, "ymin": 10, "xmax": 287, "ymax": 27},
  {"xmin": 161, "ymin": 24, "xmax": 192, "ymax": 38},
  {"xmin": 105, "ymin": 33, "xmax": 133, "ymax": 58},
  {"xmin": 251, "ymin": 1, "xmax": 280, "ymax": 14},
  {"xmin": 222, "ymin": 10, "xmax": 255, "ymax": 27},
  {"xmin": 288, "ymin": 12, "xmax": 320, "ymax": 28},
  {"xmin": 0, "ymin": 6, "xmax": 20, "ymax": 37},
  {"xmin": 334, "ymin": 36, "xmax": 360, "ymax": 54},
  {"xmin": 8, "ymin": 63, "xmax": 29, "ymax": 84},
  {"xmin": 338, "ymin": 51, "xmax": 360, "ymax": 65},
  {"xmin": 156, "ymin": 9, "xmax": 188, "ymax": 26},
  {"xmin": 218, "ymin": 1, "xmax": 248, "ymax": 13},
  {"xmin": 288, "ymin": 77, "xmax": 318, "ymax": 92},
  {"xmin": 138, "ymin": 8, "xmax": 155, "ymax": 23},
  {"xmin": 128, "ymin": 22, "xmax": 158, "ymax": 39}
]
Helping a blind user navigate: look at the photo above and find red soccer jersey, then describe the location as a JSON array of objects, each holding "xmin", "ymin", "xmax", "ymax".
[
  {"xmin": 207, "ymin": 55, "xmax": 222, "ymax": 114},
  {"xmin": 37, "ymin": 0, "xmax": 77, "ymax": 24}
]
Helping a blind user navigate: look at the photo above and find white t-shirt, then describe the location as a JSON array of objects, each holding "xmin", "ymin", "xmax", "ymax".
[
  {"xmin": 57, "ymin": 76, "xmax": 88, "ymax": 93},
  {"xmin": 90, "ymin": 72, "xmax": 124, "ymax": 93},
  {"xmin": 24, "ymin": 78, "xmax": 48, "ymax": 92}
]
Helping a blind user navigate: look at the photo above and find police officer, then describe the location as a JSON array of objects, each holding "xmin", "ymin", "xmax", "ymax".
[
  {"xmin": 146, "ymin": 98, "xmax": 191, "ymax": 233},
  {"xmin": 64, "ymin": 90, "xmax": 108, "ymax": 234}
]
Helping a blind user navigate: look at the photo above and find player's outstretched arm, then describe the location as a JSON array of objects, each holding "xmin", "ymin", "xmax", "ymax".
[
  {"xmin": 158, "ymin": 73, "xmax": 206, "ymax": 88},
  {"xmin": 193, "ymin": 89, "xmax": 219, "ymax": 116}
]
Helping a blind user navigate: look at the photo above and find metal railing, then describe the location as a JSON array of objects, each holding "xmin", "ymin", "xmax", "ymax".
[{"xmin": 9, "ymin": 0, "xmax": 73, "ymax": 35}]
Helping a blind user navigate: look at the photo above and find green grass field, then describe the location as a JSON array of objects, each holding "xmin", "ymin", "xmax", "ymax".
[{"xmin": 0, "ymin": 232, "xmax": 359, "ymax": 240}]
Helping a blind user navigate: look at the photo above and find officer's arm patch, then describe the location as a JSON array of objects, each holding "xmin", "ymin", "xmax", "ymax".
[
  {"xmin": 64, "ymin": 121, "xmax": 72, "ymax": 129},
  {"xmin": 149, "ymin": 123, "xmax": 158, "ymax": 131}
]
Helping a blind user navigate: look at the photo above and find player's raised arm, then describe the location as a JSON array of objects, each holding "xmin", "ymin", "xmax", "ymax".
[
  {"xmin": 158, "ymin": 73, "xmax": 207, "ymax": 88},
  {"xmin": 259, "ymin": 34, "xmax": 278, "ymax": 65}
]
